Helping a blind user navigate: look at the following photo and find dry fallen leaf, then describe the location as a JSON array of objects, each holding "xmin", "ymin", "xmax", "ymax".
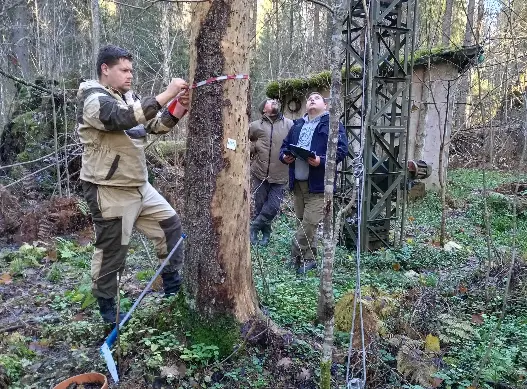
[
  {"xmin": 46, "ymin": 249, "xmax": 57, "ymax": 262},
  {"xmin": 29, "ymin": 341, "xmax": 50, "ymax": 354},
  {"xmin": 471, "ymin": 313, "xmax": 484, "ymax": 324},
  {"xmin": 296, "ymin": 368, "xmax": 311, "ymax": 381},
  {"xmin": 75, "ymin": 226, "xmax": 94, "ymax": 246},
  {"xmin": 424, "ymin": 334, "xmax": 440, "ymax": 352},
  {"xmin": 276, "ymin": 357, "xmax": 293, "ymax": 369},
  {"xmin": 160, "ymin": 364, "xmax": 180, "ymax": 378},
  {"xmin": 72, "ymin": 313, "xmax": 86, "ymax": 322},
  {"xmin": 0, "ymin": 273, "xmax": 13, "ymax": 285}
]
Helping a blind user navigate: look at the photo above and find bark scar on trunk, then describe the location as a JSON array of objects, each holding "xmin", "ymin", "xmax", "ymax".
[{"xmin": 184, "ymin": 0, "xmax": 233, "ymax": 315}]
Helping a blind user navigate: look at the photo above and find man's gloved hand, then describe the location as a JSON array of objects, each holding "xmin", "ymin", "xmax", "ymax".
[{"xmin": 167, "ymin": 90, "xmax": 190, "ymax": 119}]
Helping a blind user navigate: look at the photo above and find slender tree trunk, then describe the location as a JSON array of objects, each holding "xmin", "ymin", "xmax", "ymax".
[
  {"xmin": 51, "ymin": 82, "xmax": 61, "ymax": 197},
  {"xmin": 160, "ymin": 2, "xmax": 172, "ymax": 86},
  {"xmin": 249, "ymin": 0, "xmax": 257, "ymax": 43},
  {"xmin": 289, "ymin": 1, "xmax": 294, "ymax": 57},
  {"xmin": 63, "ymin": 83, "xmax": 70, "ymax": 197},
  {"xmin": 415, "ymin": 75, "xmax": 429, "ymax": 160},
  {"xmin": 313, "ymin": 4, "xmax": 320, "ymax": 69},
  {"xmin": 475, "ymin": 0, "xmax": 484, "ymax": 43},
  {"xmin": 183, "ymin": 0, "xmax": 259, "ymax": 322},
  {"xmin": 8, "ymin": 0, "xmax": 31, "ymax": 77},
  {"xmin": 317, "ymin": 0, "xmax": 350, "ymax": 387},
  {"xmin": 91, "ymin": 0, "xmax": 101, "ymax": 79},
  {"xmin": 325, "ymin": 2, "xmax": 332, "ymax": 69},
  {"xmin": 274, "ymin": 0, "xmax": 281, "ymax": 76},
  {"xmin": 521, "ymin": 92, "xmax": 527, "ymax": 172},
  {"xmin": 439, "ymin": 81, "xmax": 451, "ymax": 246},
  {"xmin": 0, "ymin": 30, "xmax": 6, "ymax": 137},
  {"xmin": 453, "ymin": 0, "xmax": 477, "ymax": 134},
  {"xmin": 463, "ymin": 0, "xmax": 476, "ymax": 46},
  {"xmin": 33, "ymin": 0, "xmax": 42, "ymax": 72},
  {"xmin": 50, "ymin": 0, "xmax": 61, "ymax": 197},
  {"xmin": 441, "ymin": 0, "xmax": 454, "ymax": 46}
]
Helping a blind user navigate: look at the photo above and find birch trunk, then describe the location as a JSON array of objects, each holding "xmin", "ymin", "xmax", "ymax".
[
  {"xmin": 9, "ymin": 0, "xmax": 31, "ymax": 77},
  {"xmin": 91, "ymin": 0, "xmax": 100, "ymax": 79},
  {"xmin": 317, "ymin": 0, "xmax": 350, "ymax": 387},
  {"xmin": 160, "ymin": 2, "xmax": 172, "ymax": 85}
]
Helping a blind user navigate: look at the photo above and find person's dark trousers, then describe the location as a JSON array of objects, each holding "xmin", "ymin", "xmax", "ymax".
[{"xmin": 250, "ymin": 175, "xmax": 285, "ymax": 245}]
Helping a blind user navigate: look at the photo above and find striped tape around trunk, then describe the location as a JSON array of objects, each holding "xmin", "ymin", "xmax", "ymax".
[
  {"xmin": 167, "ymin": 74, "xmax": 249, "ymax": 117},
  {"xmin": 190, "ymin": 74, "xmax": 249, "ymax": 89}
]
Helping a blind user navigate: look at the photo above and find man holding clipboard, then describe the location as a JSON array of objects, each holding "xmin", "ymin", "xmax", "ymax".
[{"xmin": 279, "ymin": 92, "xmax": 348, "ymax": 274}]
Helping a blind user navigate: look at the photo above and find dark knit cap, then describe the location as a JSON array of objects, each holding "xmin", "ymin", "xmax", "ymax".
[{"xmin": 258, "ymin": 98, "xmax": 281, "ymax": 114}]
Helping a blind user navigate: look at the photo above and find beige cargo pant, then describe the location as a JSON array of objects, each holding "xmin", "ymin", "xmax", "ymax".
[
  {"xmin": 291, "ymin": 180, "xmax": 324, "ymax": 261},
  {"xmin": 82, "ymin": 181, "xmax": 183, "ymax": 299}
]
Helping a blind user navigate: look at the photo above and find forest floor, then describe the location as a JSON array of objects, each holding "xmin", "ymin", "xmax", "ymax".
[{"xmin": 1, "ymin": 168, "xmax": 526, "ymax": 389}]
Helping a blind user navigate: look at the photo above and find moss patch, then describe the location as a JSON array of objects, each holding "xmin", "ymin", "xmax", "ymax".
[
  {"xmin": 320, "ymin": 359, "xmax": 331, "ymax": 389},
  {"xmin": 265, "ymin": 45, "xmax": 481, "ymax": 99},
  {"xmin": 334, "ymin": 291, "xmax": 379, "ymax": 348},
  {"xmin": 265, "ymin": 66, "xmax": 362, "ymax": 99},
  {"xmin": 178, "ymin": 295, "xmax": 240, "ymax": 357},
  {"xmin": 137, "ymin": 294, "xmax": 240, "ymax": 358}
]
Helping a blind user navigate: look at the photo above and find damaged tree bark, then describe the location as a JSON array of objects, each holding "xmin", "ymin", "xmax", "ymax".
[{"xmin": 183, "ymin": 0, "xmax": 259, "ymax": 322}]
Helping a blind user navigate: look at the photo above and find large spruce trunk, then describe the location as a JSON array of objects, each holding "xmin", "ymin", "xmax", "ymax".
[{"xmin": 183, "ymin": 0, "xmax": 258, "ymax": 322}]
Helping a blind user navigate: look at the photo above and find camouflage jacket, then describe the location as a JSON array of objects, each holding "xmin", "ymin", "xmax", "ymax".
[{"xmin": 77, "ymin": 80, "xmax": 178, "ymax": 186}]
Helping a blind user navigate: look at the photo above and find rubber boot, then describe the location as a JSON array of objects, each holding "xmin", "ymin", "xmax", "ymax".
[
  {"xmin": 289, "ymin": 255, "xmax": 302, "ymax": 270},
  {"xmin": 97, "ymin": 297, "xmax": 125, "ymax": 324},
  {"xmin": 162, "ymin": 271, "xmax": 182, "ymax": 297},
  {"xmin": 250, "ymin": 224, "xmax": 260, "ymax": 245},
  {"xmin": 297, "ymin": 260, "xmax": 317, "ymax": 275},
  {"xmin": 260, "ymin": 224, "xmax": 271, "ymax": 246}
]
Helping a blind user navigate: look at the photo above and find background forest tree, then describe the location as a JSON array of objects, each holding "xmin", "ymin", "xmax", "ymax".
[{"xmin": 1, "ymin": 0, "xmax": 526, "ymax": 139}]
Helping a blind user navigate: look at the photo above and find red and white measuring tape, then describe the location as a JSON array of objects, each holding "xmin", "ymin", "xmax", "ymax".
[
  {"xmin": 167, "ymin": 74, "xmax": 249, "ymax": 117},
  {"xmin": 190, "ymin": 74, "xmax": 249, "ymax": 89}
]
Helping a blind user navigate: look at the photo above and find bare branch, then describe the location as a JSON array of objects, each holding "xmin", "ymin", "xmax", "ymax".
[
  {"xmin": 109, "ymin": 0, "xmax": 143, "ymax": 9},
  {"xmin": 0, "ymin": 67, "xmax": 56, "ymax": 95},
  {"xmin": 0, "ymin": 151, "xmax": 56, "ymax": 170},
  {"xmin": 0, "ymin": 0, "xmax": 24, "ymax": 18},
  {"xmin": 143, "ymin": 0, "xmax": 211, "ymax": 9},
  {"xmin": 110, "ymin": 0, "xmax": 211, "ymax": 10},
  {"xmin": 304, "ymin": 0, "xmax": 334, "ymax": 14}
]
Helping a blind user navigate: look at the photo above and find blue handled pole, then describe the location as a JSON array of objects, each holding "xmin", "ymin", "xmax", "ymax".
[{"xmin": 100, "ymin": 233, "xmax": 187, "ymax": 383}]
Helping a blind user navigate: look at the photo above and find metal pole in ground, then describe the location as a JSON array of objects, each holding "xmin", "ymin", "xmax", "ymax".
[{"xmin": 115, "ymin": 272, "xmax": 121, "ymax": 378}]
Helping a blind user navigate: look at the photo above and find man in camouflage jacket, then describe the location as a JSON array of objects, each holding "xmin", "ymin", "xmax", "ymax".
[{"xmin": 78, "ymin": 45, "xmax": 189, "ymax": 323}]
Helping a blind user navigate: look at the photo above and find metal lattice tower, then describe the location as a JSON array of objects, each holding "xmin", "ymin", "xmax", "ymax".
[{"xmin": 336, "ymin": 0, "xmax": 417, "ymax": 251}]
